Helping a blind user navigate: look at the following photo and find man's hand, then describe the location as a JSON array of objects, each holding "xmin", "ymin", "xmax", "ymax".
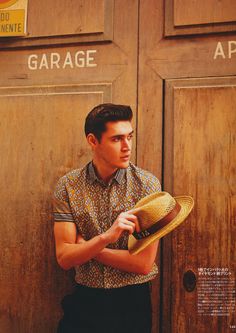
[{"xmin": 104, "ymin": 211, "xmax": 140, "ymax": 244}]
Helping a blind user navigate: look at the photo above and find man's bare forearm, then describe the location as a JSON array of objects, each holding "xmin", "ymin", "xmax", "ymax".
[
  {"xmin": 54, "ymin": 215, "xmax": 158, "ymax": 272},
  {"xmin": 95, "ymin": 241, "xmax": 159, "ymax": 275},
  {"xmin": 56, "ymin": 233, "xmax": 109, "ymax": 270}
]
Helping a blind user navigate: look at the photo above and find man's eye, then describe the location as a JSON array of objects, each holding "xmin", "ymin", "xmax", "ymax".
[
  {"xmin": 112, "ymin": 137, "xmax": 120, "ymax": 142},
  {"xmin": 128, "ymin": 135, "xmax": 133, "ymax": 140}
]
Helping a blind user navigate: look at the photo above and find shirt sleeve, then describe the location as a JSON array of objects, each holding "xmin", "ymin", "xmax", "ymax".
[{"xmin": 52, "ymin": 175, "xmax": 75, "ymax": 223}]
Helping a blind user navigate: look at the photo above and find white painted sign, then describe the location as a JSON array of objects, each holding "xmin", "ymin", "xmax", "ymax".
[
  {"xmin": 28, "ymin": 50, "xmax": 97, "ymax": 70},
  {"xmin": 213, "ymin": 41, "xmax": 236, "ymax": 59}
]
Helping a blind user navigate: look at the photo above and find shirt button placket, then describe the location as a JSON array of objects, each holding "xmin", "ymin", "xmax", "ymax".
[{"xmin": 103, "ymin": 185, "xmax": 110, "ymax": 288}]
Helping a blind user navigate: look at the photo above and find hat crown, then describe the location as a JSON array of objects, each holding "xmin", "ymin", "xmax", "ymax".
[{"xmin": 134, "ymin": 192, "xmax": 177, "ymax": 230}]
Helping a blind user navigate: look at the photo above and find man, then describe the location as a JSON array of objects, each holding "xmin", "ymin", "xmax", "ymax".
[{"xmin": 53, "ymin": 103, "xmax": 161, "ymax": 333}]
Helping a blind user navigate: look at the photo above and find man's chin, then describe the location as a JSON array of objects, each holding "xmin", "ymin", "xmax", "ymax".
[{"xmin": 118, "ymin": 160, "xmax": 130, "ymax": 169}]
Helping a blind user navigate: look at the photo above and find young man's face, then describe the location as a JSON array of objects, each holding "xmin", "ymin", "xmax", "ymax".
[{"xmin": 94, "ymin": 120, "xmax": 133, "ymax": 170}]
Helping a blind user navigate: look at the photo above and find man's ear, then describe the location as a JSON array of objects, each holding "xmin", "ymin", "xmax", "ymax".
[{"xmin": 87, "ymin": 133, "xmax": 98, "ymax": 149}]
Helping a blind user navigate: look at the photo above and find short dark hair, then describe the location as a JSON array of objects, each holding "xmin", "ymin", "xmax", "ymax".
[{"xmin": 84, "ymin": 103, "xmax": 133, "ymax": 141}]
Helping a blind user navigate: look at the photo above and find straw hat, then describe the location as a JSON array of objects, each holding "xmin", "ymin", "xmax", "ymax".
[{"xmin": 128, "ymin": 191, "xmax": 194, "ymax": 255}]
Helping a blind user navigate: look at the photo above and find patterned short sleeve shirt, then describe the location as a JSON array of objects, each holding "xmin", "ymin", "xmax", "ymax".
[{"xmin": 53, "ymin": 161, "xmax": 161, "ymax": 289}]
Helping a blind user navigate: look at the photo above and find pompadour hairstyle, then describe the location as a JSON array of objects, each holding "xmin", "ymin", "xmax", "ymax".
[{"xmin": 84, "ymin": 103, "xmax": 133, "ymax": 141}]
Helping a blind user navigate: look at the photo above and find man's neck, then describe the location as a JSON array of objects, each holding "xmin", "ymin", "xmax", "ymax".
[{"xmin": 92, "ymin": 159, "xmax": 118, "ymax": 184}]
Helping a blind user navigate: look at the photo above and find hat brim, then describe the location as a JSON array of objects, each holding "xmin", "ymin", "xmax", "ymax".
[{"xmin": 128, "ymin": 196, "xmax": 194, "ymax": 255}]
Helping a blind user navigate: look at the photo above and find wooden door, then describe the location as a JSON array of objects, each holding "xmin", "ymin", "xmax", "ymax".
[
  {"xmin": 164, "ymin": 77, "xmax": 236, "ymax": 333},
  {"xmin": 139, "ymin": 1, "xmax": 236, "ymax": 332},
  {"xmin": 0, "ymin": 1, "xmax": 138, "ymax": 332},
  {"xmin": 1, "ymin": 1, "xmax": 236, "ymax": 332}
]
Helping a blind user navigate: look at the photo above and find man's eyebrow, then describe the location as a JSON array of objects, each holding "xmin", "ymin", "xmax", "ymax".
[{"xmin": 110, "ymin": 130, "xmax": 134, "ymax": 138}]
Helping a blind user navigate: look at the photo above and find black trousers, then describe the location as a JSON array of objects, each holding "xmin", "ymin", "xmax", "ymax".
[{"xmin": 57, "ymin": 282, "xmax": 152, "ymax": 333}]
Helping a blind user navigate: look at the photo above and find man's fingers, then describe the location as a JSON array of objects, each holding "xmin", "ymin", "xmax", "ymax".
[
  {"xmin": 128, "ymin": 208, "xmax": 139, "ymax": 214},
  {"xmin": 123, "ymin": 212, "xmax": 141, "ymax": 232},
  {"xmin": 121, "ymin": 223, "xmax": 135, "ymax": 235},
  {"xmin": 119, "ymin": 218, "xmax": 138, "ymax": 234}
]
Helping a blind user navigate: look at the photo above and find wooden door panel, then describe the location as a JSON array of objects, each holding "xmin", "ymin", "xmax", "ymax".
[
  {"xmin": 29, "ymin": 0, "xmax": 105, "ymax": 37},
  {"xmin": 0, "ymin": 85, "xmax": 110, "ymax": 332},
  {"xmin": 174, "ymin": 0, "xmax": 236, "ymax": 25},
  {"xmin": 164, "ymin": 77, "xmax": 236, "ymax": 333},
  {"xmin": 0, "ymin": 0, "xmax": 114, "ymax": 47},
  {"xmin": 165, "ymin": 0, "xmax": 236, "ymax": 35},
  {"xmin": 139, "ymin": 1, "xmax": 236, "ymax": 333},
  {"xmin": 0, "ymin": 1, "xmax": 138, "ymax": 331}
]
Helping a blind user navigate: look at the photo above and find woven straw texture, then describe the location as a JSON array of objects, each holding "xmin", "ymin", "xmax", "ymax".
[
  {"xmin": 133, "ymin": 192, "xmax": 178, "ymax": 230},
  {"xmin": 128, "ymin": 192, "xmax": 194, "ymax": 255}
]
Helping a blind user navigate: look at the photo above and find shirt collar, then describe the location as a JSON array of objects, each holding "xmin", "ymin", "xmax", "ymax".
[{"xmin": 87, "ymin": 161, "xmax": 126, "ymax": 185}]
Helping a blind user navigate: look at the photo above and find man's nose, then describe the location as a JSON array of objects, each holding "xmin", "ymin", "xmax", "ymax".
[{"xmin": 121, "ymin": 139, "xmax": 131, "ymax": 151}]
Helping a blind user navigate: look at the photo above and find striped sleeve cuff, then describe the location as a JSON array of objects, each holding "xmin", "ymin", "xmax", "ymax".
[{"xmin": 53, "ymin": 212, "xmax": 74, "ymax": 222}]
